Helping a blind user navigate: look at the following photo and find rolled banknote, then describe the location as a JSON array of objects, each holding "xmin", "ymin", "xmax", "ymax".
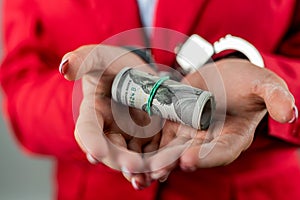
[{"xmin": 111, "ymin": 67, "xmax": 215, "ymax": 130}]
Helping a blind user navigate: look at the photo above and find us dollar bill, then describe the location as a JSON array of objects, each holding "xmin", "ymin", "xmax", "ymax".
[{"xmin": 111, "ymin": 68, "xmax": 215, "ymax": 130}]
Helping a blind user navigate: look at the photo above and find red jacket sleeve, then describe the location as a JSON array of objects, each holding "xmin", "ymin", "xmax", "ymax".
[
  {"xmin": 262, "ymin": 6, "xmax": 300, "ymax": 144},
  {"xmin": 0, "ymin": 0, "xmax": 85, "ymax": 160}
]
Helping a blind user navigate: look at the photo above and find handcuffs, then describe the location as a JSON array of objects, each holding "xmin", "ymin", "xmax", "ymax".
[
  {"xmin": 176, "ymin": 34, "xmax": 265, "ymax": 74},
  {"xmin": 125, "ymin": 34, "xmax": 265, "ymax": 75}
]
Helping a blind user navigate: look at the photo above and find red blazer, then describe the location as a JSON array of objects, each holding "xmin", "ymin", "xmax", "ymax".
[{"xmin": 1, "ymin": 0, "xmax": 300, "ymax": 199}]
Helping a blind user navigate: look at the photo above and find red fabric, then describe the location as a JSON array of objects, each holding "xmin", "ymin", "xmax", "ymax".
[{"xmin": 1, "ymin": 0, "xmax": 300, "ymax": 199}]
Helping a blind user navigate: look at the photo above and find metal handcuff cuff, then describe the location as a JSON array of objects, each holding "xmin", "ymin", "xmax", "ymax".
[
  {"xmin": 125, "ymin": 34, "xmax": 264, "ymax": 74},
  {"xmin": 176, "ymin": 34, "xmax": 265, "ymax": 74},
  {"xmin": 118, "ymin": 35, "xmax": 264, "ymax": 128}
]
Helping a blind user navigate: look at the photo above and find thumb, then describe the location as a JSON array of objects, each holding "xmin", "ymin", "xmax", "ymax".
[
  {"xmin": 59, "ymin": 45, "xmax": 98, "ymax": 80},
  {"xmin": 253, "ymin": 80, "xmax": 296, "ymax": 123}
]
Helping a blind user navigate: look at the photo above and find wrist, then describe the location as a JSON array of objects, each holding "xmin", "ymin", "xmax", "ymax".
[{"xmin": 122, "ymin": 46, "xmax": 157, "ymax": 71}]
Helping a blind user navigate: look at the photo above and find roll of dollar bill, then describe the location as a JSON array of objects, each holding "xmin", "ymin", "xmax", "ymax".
[{"xmin": 111, "ymin": 67, "xmax": 215, "ymax": 130}]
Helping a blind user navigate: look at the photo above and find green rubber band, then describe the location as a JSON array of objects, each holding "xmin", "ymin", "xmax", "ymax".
[{"xmin": 146, "ymin": 76, "xmax": 170, "ymax": 115}]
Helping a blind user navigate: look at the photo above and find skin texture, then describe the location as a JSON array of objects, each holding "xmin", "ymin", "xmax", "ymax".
[
  {"xmin": 61, "ymin": 45, "xmax": 159, "ymax": 189},
  {"xmin": 60, "ymin": 45, "xmax": 296, "ymax": 189},
  {"xmin": 150, "ymin": 59, "xmax": 295, "ymax": 178}
]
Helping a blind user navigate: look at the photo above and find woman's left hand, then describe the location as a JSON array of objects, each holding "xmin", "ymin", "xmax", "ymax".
[{"xmin": 148, "ymin": 59, "xmax": 297, "ymax": 180}]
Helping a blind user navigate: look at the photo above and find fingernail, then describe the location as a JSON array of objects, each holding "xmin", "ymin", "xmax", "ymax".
[
  {"xmin": 121, "ymin": 166, "xmax": 131, "ymax": 174},
  {"xmin": 86, "ymin": 153, "xmax": 98, "ymax": 164},
  {"xmin": 181, "ymin": 165, "xmax": 197, "ymax": 172},
  {"xmin": 288, "ymin": 105, "xmax": 298, "ymax": 123},
  {"xmin": 131, "ymin": 178, "xmax": 143, "ymax": 190},
  {"xmin": 294, "ymin": 105, "xmax": 299, "ymax": 119},
  {"xmin": 59, "ymin": 58, "xmax": 69, "ymax": 75},
  {"xmin": 145, "ymin": 174, "xmax": 153, "ymax": 186},
  {"xmin": 151, "ymin": 170, "xmax": 166, "ymax": 180},
  {"xmin": 159, "ymin": 175, "xmax": 168, "ymax": 183},
  {"xmin": 158, "ymin": 172, "xmax": 170, "ymax": 183},
  {"xmin": 121, "ymin": 166, "xmax": 132, "ymax": 180}
]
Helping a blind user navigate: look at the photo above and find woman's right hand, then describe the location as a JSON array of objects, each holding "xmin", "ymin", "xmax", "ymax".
[{"xmin": 59, "ymin": 45, "xmax": 160, "ymax": 190}]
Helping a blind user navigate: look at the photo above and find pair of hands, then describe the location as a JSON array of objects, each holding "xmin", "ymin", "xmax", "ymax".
[{"xmin": 59, "ymin": 45, "xmax": 296, "ymax": 190}]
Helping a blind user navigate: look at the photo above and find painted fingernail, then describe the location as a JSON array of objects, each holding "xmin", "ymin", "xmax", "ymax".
[
  {"xmin": 294, "ymin": 105, "xmax": 298, "ymax": 119},
  {"xmin": 145, "ymin": 174, "xmax": 153, "ymax": 186},
  {"xmin": 289, "ymin": 105, "xmax": 298, "ymax": 123},
  {"xmin": 86, "ymin": 153, "xmax": 98, "ymax": 164},
  {"xmin": 131, "ymin": 178, "xmax": 143, "ymax": 190},
  {"xmin": 59, "ymin": 58, "xmax": 69, "ymax": 75}
]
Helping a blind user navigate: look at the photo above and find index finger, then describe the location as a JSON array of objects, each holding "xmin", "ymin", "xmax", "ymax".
[{"xmin": 59, "ymin": 45, "xmax": 147, "ymax": 81}]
